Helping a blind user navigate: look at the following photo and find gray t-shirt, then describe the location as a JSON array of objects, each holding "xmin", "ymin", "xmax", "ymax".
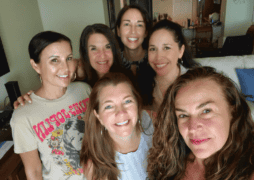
[{"xmin": 11, "ymin": 82, "xmax": 91, "ymax": 180}]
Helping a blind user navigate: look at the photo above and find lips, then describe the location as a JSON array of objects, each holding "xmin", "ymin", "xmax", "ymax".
[
  {"xmin": 190, "ymin": 138, "xmax": 210, "ymax": 145},
  {"xmin": 97, "ymin": 61, "xmax": 108, "ymax": 65},
  {"xmin": 155, "ymin": 63, "xmax": 167, "ymax": 68},
  {"xmin": 116, "ymin": 120, "xmax": 129, "ymax": 126},
  {"xmin": 128, "ymin": 38, "xmax": 138, "ymax": 42}
]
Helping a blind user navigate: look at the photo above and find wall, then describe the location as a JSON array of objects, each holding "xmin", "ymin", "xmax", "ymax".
[
  {"xmin": 153, "ymin": 0, "xmax": 197, "ymax": 27},
  {"xmin": 153, "ymin": 0, "xmax": 173, "ymax": 19},
  {"xmin": 223, "ymin": 0, "xmax": 253, "ymax": 37},
  {"xmin": 0, "ymin": 0, "xmax": 43, "ymax": 109},
  {"xmin": 0, "ymin": 0, "xmax": 108, "ymax": 109},
  {"xmin": 37, "ymin": 0, "xmax": 107, "ymax": 58}
]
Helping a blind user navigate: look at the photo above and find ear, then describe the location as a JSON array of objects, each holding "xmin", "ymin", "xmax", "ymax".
[
  {"xmin": 178, "ymin": 44, "xmax": 185, "ymax": 59},
  {"xmin": 93, "ymin": 109, "xmax": 104, "ymax": 125},
  {"xmin": 117, "ymin": 27, "xmax": 121, "ymax": 37},
  {"xmin": 30, "ymin": 59, "xmax": 41, "ymax": 74}
]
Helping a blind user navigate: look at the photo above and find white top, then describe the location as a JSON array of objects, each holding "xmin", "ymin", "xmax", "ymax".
[
  {"xmin": 11, "ymin": 82, "xmax": 91, "ymax": 180},
  {"xmin": 116, "ymin": 132, "xmax": 152, "ymax": 180}
]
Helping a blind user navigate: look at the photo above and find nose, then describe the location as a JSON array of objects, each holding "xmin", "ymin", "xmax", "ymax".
[
  {"xmin": 100, "ymin": 49, "xmax": 106, "ymax": 59},
  {"xmin": 116, "ymin": 104, "xmax": 127, "ymax": 116},
  {"xmin": 131, "ymin": 24, "xmax": 136, "ymax": 34},
  {"xmin": 187, "ymin": 116, "xmax": 202, "ymax": 132}
]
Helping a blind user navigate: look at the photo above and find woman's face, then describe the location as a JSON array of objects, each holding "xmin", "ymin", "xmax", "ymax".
[
  {"xmin": 87, "ymin": 33, "xmax": 113, "ymax": 78},
  {"xmin": 148, "ymin": 29, "xmax": 185, "ymax": 77},
  {"xmin": 94, "ymin": 82, "xmax": 138, "ymax": 140},
  {"xmin": 175, "ymin": 78, "xmax": 231, "ymax": 160},
  {"xmin": 117, "ymin": 8, "xmax": 147, "ymax": 51},
  {"xmin": 32, "ymin": 40, "xmax": 76, "ymax": 89}
]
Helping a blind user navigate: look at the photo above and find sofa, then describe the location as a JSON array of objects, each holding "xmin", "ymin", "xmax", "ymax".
[{"xmin": 194, "ymin": 55, "xmax": 254, "ymax": 120}]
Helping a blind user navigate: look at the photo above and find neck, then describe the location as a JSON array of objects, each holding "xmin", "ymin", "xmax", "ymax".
[
  {"xmin": 123, "ymin": 46, "xmax": 146, "ymax": 62},
  {"xmin": 114, "ymin": 130, "xmax": 141, "ymax": 154},
  {"xmin": 156, "ymin": 64, "xmax": 180, "ymax": 83},
  {"xmin": 155, "ymin": 65, "xmax": 180, "ymax": 96},
  {"xmin": 35, "ymin": 85, "xmax": 67, "ymax": 100}
]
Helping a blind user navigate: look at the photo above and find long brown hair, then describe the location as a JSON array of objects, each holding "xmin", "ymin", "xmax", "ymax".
[
  {"xmin": 147, "ymin": 66, "xmax": 254, "ymax": 180},
  {"xmin": 80, "ymin": 72, "xmax": 143, "ymax": 180}
]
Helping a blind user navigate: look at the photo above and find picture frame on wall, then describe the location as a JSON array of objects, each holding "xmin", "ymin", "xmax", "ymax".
[{"xmin": 0, "ymin": 37, "xmax": 10, "ymax": 77}]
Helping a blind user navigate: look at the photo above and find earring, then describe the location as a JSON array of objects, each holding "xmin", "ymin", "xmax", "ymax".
[
  {"xmin": 39, "ymin": 75, "xmax": 42, "ymax": 83},
  {"xmin": 72, "ymin": 73, "xmax": 76, "ymax": 82},
  {"xmin": 178, "ymin": 58, "xmax": 183, "ymax": 65},
  {"xmin": 101, "ymin": 126, "xmax": 106, "ymax": 135}
]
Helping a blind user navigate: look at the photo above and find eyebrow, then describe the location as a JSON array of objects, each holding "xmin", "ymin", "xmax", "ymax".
[
  {"xmin": 101, "ymin": 95, "xmax": 133, "ymax": 105},
  {"xmin": 175, "ymin": 100, "xmax": 215, "ymax": 112},
  {"xmin": 122, "ymin": 20, "xmax": 144, "ymax": 23}
]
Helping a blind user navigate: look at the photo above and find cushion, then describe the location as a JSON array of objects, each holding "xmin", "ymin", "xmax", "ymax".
[{"xmin": 235, "ymin": 68, "xmax": 254, "ymax": 102}]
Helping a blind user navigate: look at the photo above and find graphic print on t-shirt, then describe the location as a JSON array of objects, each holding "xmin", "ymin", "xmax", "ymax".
[{"xmin": 32, "ymin": 98, "xmax": 89, "ymax": 177}]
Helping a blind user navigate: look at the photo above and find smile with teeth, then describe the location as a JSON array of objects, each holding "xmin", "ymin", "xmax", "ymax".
[
  {"xmin": 116, "ymin": 120, "xmax": 129, "ymax": 126},
  {"xmin": 57, "ymin": 75, "xmax": 68, "ymax": 78},
  {"xmin": 97, "ymin": 61, "xmax": 107, "ymax": 65},
  {"xmin": 128, "ymin": 38, "xmax": 138, "ymax": 41},
  {"xmin": 155, "ymin": 64, "xmax": 167, "ymax": 68}
]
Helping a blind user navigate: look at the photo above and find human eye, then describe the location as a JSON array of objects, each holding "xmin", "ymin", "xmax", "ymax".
[
  {"xmin": 164, "ymin": 46, "xmax": 171, "ymax": 50},
  {"xmin": 90, "ymin": 46, "xmax": 96, "ymax": 51},
  {"xmin": 124, "ymin": 22, "xmax": 129, "ymax": 26},
  {"xmin": 105, "ymin": 44, "xmax": 111, "ymax": 49},
  {"xmin": 105, "ymin": 105, "xmax": 113, "ymax": 110},
  {"xmin": 67, "ymin": 56, "xmax": 73, "ymax": 61},
  {"xmin": 178, "ymin": 114, "xmax": 188, "ymax": 119},
  {"xmin": 51, "ymin": 58, "xmax": 58, "ymax": 63},
  {"xmin": 149, "ymin": 47, "xmax": 155, "ymax": 51},
  {"xmin": 137, "ymin": 23, "xmax": 144, "ymax": 27},
  {"xmin": 125, "ymin": 99, "xmax": 132, "ymax": 104},
  {"xmin": 202, "ymin": 109, "xmax": 211, "ymax": 114}
]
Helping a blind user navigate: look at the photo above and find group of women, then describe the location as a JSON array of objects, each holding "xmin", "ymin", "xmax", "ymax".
[{"xmin": 11, "ymin": 3, "xmax": 254, "ymax": 180}]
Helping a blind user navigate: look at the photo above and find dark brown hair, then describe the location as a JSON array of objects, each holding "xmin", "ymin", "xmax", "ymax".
[
  {"xmin": 80, "ymin": 72, "xmax": 143, "ymax": 180},
  {"xmin": 79, "ymin": 24, "xmax": 124, "ymax": 87},
  {"xmin": 115, "ymin": 4, "xmax": 152, "ymax": 50},
  {"xmin": 147, "ymin": 66, "xmax": 254, "ymax": 180}
]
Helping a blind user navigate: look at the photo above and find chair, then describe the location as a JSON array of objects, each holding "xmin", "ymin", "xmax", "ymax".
[{"xmin": 194, "ymin": 26, "xmax": 214, "ymax": 57}]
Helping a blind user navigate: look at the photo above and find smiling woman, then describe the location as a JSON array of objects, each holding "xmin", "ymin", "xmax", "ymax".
[
  {"xmin": 147, "ymin": 66, "xmax": 254, "ymax": 180},
  {"xmin": 80, "ymin": 72, "xmax": 152, "ymax": 180},
  {"xmin": 10, "ymin": 31, "xmax": 91, "ymax": 180}
]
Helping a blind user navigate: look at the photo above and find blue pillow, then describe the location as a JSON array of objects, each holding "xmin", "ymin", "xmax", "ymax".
[{"xmin": 236, "ymin": 69, "xmax": 254, "ymax": 102}]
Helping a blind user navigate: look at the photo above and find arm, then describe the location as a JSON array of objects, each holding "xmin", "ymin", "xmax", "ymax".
[
  {"xmin": 20, "ymin": 149, "xmax": 43, "ymax": 180},
  {"xmin": 83, "ymin": 159, "xmax": 94, "ymax": 180},
  {"xmin": 75, "ymin": 58, "xmax": 86, "ymax": 81},
  {"xmin": 13, "ymin": 90, "xmax": 33, "ymax": 109}
]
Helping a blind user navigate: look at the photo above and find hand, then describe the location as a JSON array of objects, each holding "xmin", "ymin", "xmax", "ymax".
[{"xmin": 13, "ymin": 90, "xmax": 33, "ymax": 109}]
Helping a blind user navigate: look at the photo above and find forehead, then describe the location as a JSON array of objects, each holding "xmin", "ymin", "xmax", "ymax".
[
  {"xmin": 122, "ymin": 8, "xmax": 144, "ymax": 21},
  {"xmin": 88, "ymin": 33, "xmax": 109, "ymax": 44},
  {"xmin": 175, "ymin": 78, "xmax": 227, "ymax": 107},
  {"xmin": 40, "ymin": 41, "xmax": 71, "ymax": 58},
  {"xmin": 150, "ymin": 29, "xmax": 176, "ymax": 44},
  {"xmin": 98, "ymin": 82, "xmax": 133, "ymax": 102}
]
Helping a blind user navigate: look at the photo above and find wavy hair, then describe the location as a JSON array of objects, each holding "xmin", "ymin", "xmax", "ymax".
[
  {"xmin": 137, "ymin": 19, "xmax": 199, "ymax": 106},
  {"xmin": 79, "ymin": 24, "xmax": 124, "ymax": 87},
  {"xmin": 80, "ymin": 72, "xmax": 143, "ymax": 180},
  {"xmin": 115, "ymin": 4, "xmax": 152, "ymax": 51},
  {"xmin": 147, "ymin": 66, "xmax": 254, "ymax": 180}
]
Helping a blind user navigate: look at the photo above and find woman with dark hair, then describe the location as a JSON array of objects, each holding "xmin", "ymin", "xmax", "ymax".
[
  {"xmin": 115, "ymin": 4, "xmax": 152, "ymax": 75},
  {"xmin": 79, "ymin": 23, "xmax": 126, "ymax": 87},
  {"xmin": 80, "ymin": 72, "xmax": 152, "ymax": 180},
  {"xmin": 10, "ymin": 31, "xmax": 91, "ymax": 179},
  {"xmin": 139, "ymin": 19, "xmax": 199, "ymax": 112},
  {"xmin": 147, "ymin": 66, "xmax": 254, "ymax": 180},
  {"xmin": 14, "ymin": 23, "xmax": 129, "ymax": 107}
]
